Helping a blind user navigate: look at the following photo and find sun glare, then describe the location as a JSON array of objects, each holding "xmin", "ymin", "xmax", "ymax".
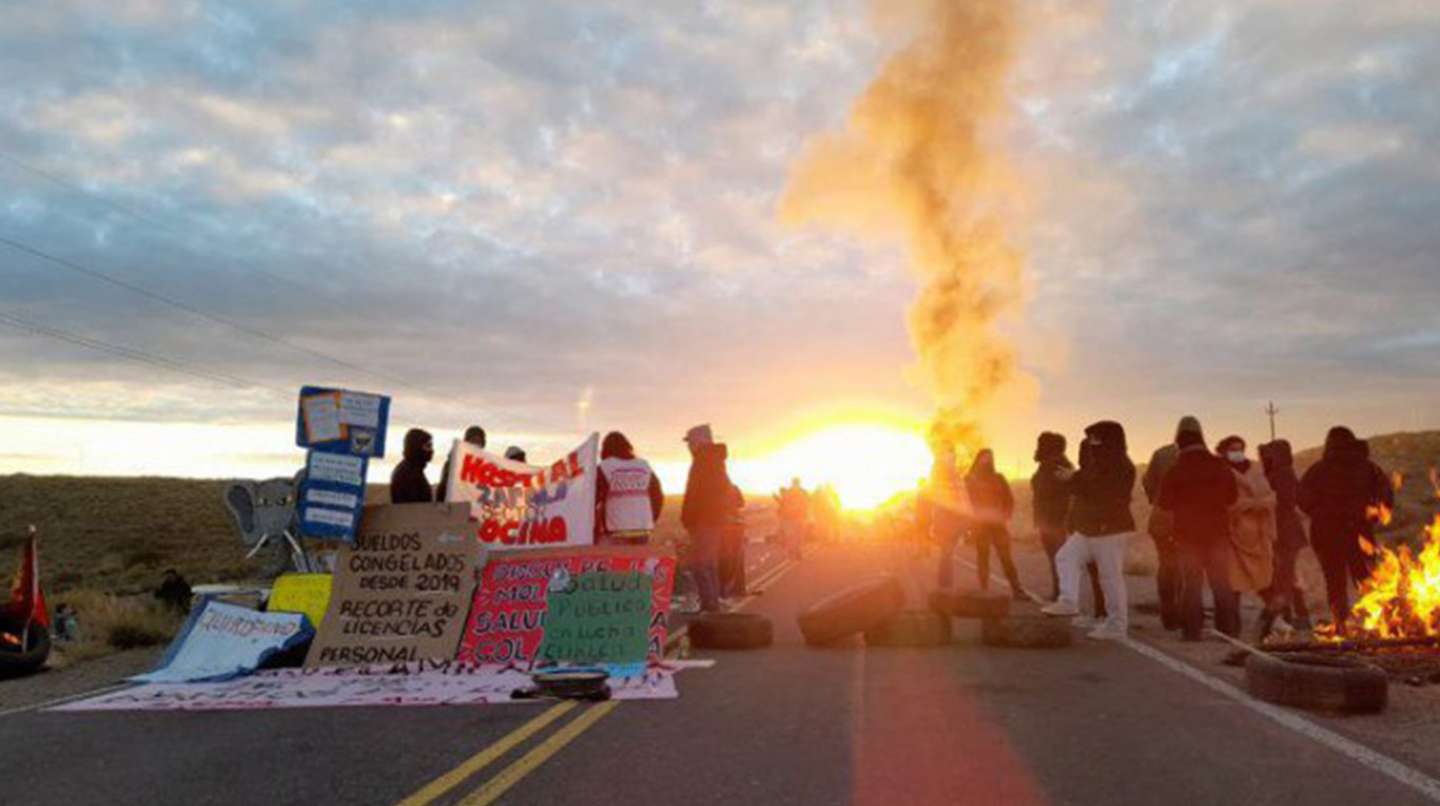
[{"xmin": 733, "ymin": 423, "xmax": 932, "ymax": 511}]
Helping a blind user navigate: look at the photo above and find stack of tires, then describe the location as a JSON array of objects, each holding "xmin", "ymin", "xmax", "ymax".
[
  {"xmin": 0, "ymin": 617, "xmax": 50, "ymax": 680},
  {"xmin": 797, "ymin": 575, "xmax": 913, "ymax": 647}
]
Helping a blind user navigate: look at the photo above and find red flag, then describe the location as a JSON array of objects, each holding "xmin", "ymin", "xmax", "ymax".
[{"xmin": 5, "ymin": 535, "xmax": 48, "ymax": 630}]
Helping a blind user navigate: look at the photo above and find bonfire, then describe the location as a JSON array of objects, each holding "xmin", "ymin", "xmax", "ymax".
[{"xmin": 1314, "ymin": 514, "xmax": 1440, "ymax": 643}]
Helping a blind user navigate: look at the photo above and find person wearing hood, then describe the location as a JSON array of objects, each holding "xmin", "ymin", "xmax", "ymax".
[
  {"xmin": 1259, "ymin": 439, "xmax": 1312, "ymax": 633},
  {"xmin": 929, "ymin": 441, "xmax": 969, "ymax": 590},
  {"xmin": 505, "ymin": 446, "xmax": 528, "ymax": 463},
  {"xmin": 681, "ymin": 424, "xmax": 734, "ymax": 613},
  {"xmin": 1217, "ymin": 436, "xmax": 1276, "ymax": 645},
  {"xmin": 1300, "ymin": 427, "xmax": 1388, "ymax": 632},
  {"xmin": 390, "ymin": 428, "xmax": 435, "ymax": 504},
  {"xmin": 1042, "ymin": 421, "xmax": 1136, "ymax": 640},
  {"xmin": 435, "ymin": 425, "xmax": 486, "ymax": 502},
  {"xmin": 1032, "ymin": 432, "xmax": 1106, "ymax": 613},
  {"xmin": 595, "ymin": 431, "xmax": 664, "ymax": 546},
  {"xmin": 965, "ymin": 449, "xmax": 1028, "ymax": 600},
  {"xmin": 1159, "ymin": 427, "xmax": 1240, "ymax": 639},
  {"xmin": 777, "ymin": 478, "xmax": 811, "ymax": 561},
  {"xmin": 1141, "ymin": 416, "xmax": 1204, "ymax": 630}
]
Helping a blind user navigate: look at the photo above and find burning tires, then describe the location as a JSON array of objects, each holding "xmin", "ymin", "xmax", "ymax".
[
  {"xmin": 928, "ymin": 589, "xmax": 1010, "ymax": 620},
  {"xmin": 980, "ymin": 615, "xmax": 1072, "ymax": 649},
  {"xmin": 0, "ymin": 617, "xmax": 50, "ymax": 680},
  {"xmin": 1245, "ymin": 652, "xmax": 1388, "ymax": 714},
  {"xmin": 798, "ymin": 575, "xmax": 905, "ymax": 646},
  {"xmin": 865, "ymin": 609, "xmax": 952, "ymax": 647},
  {"xmin": 688, "ymin": 613, "xmax": 774, "ymax": 650}
]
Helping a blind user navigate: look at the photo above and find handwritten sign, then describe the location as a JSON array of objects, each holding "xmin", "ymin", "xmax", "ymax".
[
  {"xmin": 458, "ymin": 546, "xmax": 675, "ymax": 666},
  {"xmin": 536, "ymin": 571, "xmax": 653, "ymax": 665},
  {"xmin": 268, "ymin": 573, "xmax": 333, "ymax": 628},
  {"xmin": 295, "ymin": 385, "xmax": 390, "ymax": 458},
  {"xmin": 298, "ymin": 451, "xmax": 369, "ymax": 541},
  {"xmin": 441, "ymin": 434, "xmax": 599, "ymax": 550},
  {"xmin": 306, "ymin": 503, "xmax": 483, "ymax": 668},
  {"xmin": 131, "ymin": 600, "xmax": 312, "ymax": 683}
]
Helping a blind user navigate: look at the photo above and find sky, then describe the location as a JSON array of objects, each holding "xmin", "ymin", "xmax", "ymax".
[{"xmin": 2, "ymin": 0, "xmax": 1438, "ymax": 497}]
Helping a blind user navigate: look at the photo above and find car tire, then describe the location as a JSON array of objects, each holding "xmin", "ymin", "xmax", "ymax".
[
  {"xmin": 979, "ymin": 615, "xmax": 1073, "ymax": 649},
  {"xmin": 798, "ymin": 575, "xmax": 905, "ymax": 646},
  {"xmin": 688, "ymin": 613, "xmax": 774, "ymax": 650},
  {"xmin": 1245, "ymin": 652, "xmax": 1388, "ymax": 713},
  {"xmin": 865, "ymin": 609, "xmax": 952, "ymax": 647},
  {"xmin": 928, "ymin": 589, "xmax": 1010, "ymax": 620},
  {"xmin": 0, "ymin": 617, "xmax": 51, "ymax": 680}
]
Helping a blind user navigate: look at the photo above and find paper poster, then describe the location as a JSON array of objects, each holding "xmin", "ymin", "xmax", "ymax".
[
  {"xmin": 307, "ymin": 503, "xmax": 483, "ymax": 668},
  {"xmin": 339, "ymin": 392, "xmax": 381, "ymax": 428},
  {"xmin": 308, "ymin": 453, "xmax": 365, "ymax": 486},
  {"xmin": 301, "ymin": 392, "xmax": 344, "ymax": 444},
  {"xmin": 536, "ymin": 571, "xmax": 653, "ymax": 666},
  {"xmin": 131, "ymin": 600, "xmax": 312, "ymax": 684},
  {"xmin": 458, "ymin": 546, "xmax": 675, "ymax": 666},
  {"xmin": 295, "ymin": 385, "xmax": 390, "ymax": 458},
  {"xmin": 268, "ymin": 573, "xmax": 333, "ymax": 628},
  {"xmin": 442, "ymin": 434, "xmax": 599, "ymax": 550},
  {"xmin": 298, "ymin": 451, "xmax": 370, "ymax": 541}
]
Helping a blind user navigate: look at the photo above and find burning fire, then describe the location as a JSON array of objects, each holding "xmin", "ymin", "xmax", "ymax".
[
  {"xmin": 1, "ymin": 631, "xmax": 19, "ymax": 648},
  {"xmin": 1325, "ymin": 515, "xmax": 1440, "ymax": 641}
]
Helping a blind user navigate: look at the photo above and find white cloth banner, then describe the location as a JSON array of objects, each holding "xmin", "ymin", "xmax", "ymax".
[
  {"xmin": 442, "ymin": 434, "xmax": 599, "ymax": 551},
  {"xmin": 130, "ymin": 600, "xmax": 312, "ymax": 684},
  {"xmin": 54, "ymin": 660, "xmax": 705, "ymax": 712}
]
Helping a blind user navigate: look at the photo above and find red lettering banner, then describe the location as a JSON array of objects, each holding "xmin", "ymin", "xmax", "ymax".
[{"xmin": 442, "ymin": 435, "xmax": 599, "ymax": 551}]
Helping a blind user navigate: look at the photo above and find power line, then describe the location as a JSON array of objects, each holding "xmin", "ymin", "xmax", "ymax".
[{"xmin": 0, "ymin": 309, "xmax": 287, "ymax": 393}]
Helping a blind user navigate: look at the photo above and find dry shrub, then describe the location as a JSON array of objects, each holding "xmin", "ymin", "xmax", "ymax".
[{"xmin": 55, "ymin": 589, "xmax": 184, "ymax": 656}]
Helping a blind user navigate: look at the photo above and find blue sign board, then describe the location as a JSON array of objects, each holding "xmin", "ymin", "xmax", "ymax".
[
  {"xmin": 297, "ymin": 449, "xmax": 370, "ymax": 542},
  {"xmin": 295, "ymin": 386, "xmax": 390, "ymax": 459}
]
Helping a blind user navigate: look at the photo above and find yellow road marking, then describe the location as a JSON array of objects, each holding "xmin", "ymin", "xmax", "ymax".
[
  {"xmin": 457, "ymin": 701, "xmax": 620, "ymax": 806},
  {"xmin": 394, "ymin": 701, "xmax": 577, "ymax": 806}
]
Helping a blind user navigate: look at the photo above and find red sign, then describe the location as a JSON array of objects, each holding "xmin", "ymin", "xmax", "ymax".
[{"xmin": 457, "ymin": 546, "xmax": 675, "ymax": 666}]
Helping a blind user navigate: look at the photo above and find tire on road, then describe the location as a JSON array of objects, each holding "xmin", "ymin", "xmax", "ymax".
[
  {"xmin": 688, "ymin": 613, "xmax": 774, "ymax": 650},
  {"xmin": 1244, "ymin": 652, "xmax": 1388, "ymax": 713},
  {"xmin": 928, "ymin": 589, "xmax": 1010, "ymax": 620},
  {"xmin": 0, "ymin": 617, "xmax": 50, "ymax": 680},
  {"xmin": 865, "ymin": 609, "xmax": 952, "ymax": 648},
  {"xmin": 980, "ymin": 615, "xmax": 1073, "ymax": 649},
  {"xmin": 798, "ymin": 575, "xmax": 905, "ymax": 646}
]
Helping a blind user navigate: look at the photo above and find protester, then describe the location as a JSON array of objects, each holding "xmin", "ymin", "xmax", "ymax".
[
  {"xmin": 719, "ymin": 484, "xmax": 748, "ymax": 599},
  {"xmin": 1141, "ymin": 416, "xmax": 1204, "ymax": 630},
  {"xmin": 596, "ymin": 431, "xmax": 664, "ymax": 545},
  {"xmin": 435, "ymin": 425, "xmax": 485, "ymax": 501},
  {"xmin": 681, "ymin": 424, "xmax": 734, "ymax": 613},
  {"xmin": 154, "ymin": 569, "xmax": 193, "ymax": 614},
  {"xmin": 1357, "ymin": 439, "xmax": 1396, "ymax": 547},
  {"xmin": 1217, "ymin": 436, "xmax": 1276, "ymax": 651},
  {"xmin": 390, "ymin": 428, "xmax": 435, "ymax": 504},
  {"xmin": 1299, "ymin": 427, "xmax": 1388, "ymax": 632},
  {"xmin": 777, "ymin": 479, "xmax": 810, "ymax": 560},
  {"xmin": 1158, "ymin": 429, "xmax": 1240, "ymax": 640},
  {"xmin": 1042, "ymin": 421, "xmax": 1135, "ymax": 640},
  {"xmin": 505, "ymin": 446, "xmax": 528, "ymax": 462},
  {"xmin": 929, "ymin": 442, "xmax": 969, "ymax": 590},
  {"xmin": 1032, "ymin": 432, "xmax": 1106, "ymax": 615},
  {"xmin": 965, "ymin": 449, "xmax": 1027, "ymax": 600},
  {"xmin": 52, "ymin": 603, "xmax": 80, "ymax": 643},
  {"xmin": 1259, "ymin": 439, "xmax": 1313, "ymax": 634},
  {"xmin": 811, "ymin": 484, "xmax": 841, "ymax": 544}
]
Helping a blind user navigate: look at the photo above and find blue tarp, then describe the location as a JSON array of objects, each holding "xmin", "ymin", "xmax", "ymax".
[{"xmin": 131, "ymin": 600, "xmax": 313, "ymax": 684}]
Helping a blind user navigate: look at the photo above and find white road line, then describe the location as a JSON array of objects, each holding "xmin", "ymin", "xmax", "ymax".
[
  {"xmin": 950, "ymin": 553, "xmax": 1440, "ymax": 802},
  {"xmin": 0, "ymin": 682, "xmax": 133, "ymax": 717}
]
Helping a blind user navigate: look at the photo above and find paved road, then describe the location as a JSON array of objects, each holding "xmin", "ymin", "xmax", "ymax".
[{"xmin": 4, "ymin": 539, "xmax": 1439, "ymax": 805}]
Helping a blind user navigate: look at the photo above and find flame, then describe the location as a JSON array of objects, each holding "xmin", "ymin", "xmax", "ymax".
[
  {"xmin": 1366, "ymin": 502, "xmax": 1393, "ymax": 527},
  {"xmin": 1393, "ymin": 470, "xmax": 1405, "ymax": 493},
  {"xmin": 1329, "ymin": 515, "xmax": 1440, "ymax": 640},
  {"xmin": 1430, "ymin": 466, "xmax": 1440, "ymax": 500},
  {"xmin": 0, "ymin": 631, "xmax": 19, "ymax": 648}
]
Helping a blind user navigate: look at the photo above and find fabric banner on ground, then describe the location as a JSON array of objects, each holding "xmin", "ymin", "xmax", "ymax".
[
  {"xmin": 131, "ymin": 600, "xmax": 312, "ymax": 684},
  {"xmin": 441, "ymin": 434, "xmax": 599, "ymax": 550},
  {"xmin": 457, "ymin": 546, "xmax": 675, "ymax": 666},
  {"xmin": 54, "ymin": 660, "xmax": 708, "ymax": 712},
  {"xmin": 306, "ymin": 503, "xmax": 482, "ymax": 668}
]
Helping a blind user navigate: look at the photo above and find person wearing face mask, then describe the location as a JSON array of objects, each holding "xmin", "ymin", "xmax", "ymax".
[
  {"xmin": 1216, "ymin": 435, "xmax": 1276, "ymax": 645},
  {"xmin": 391, "ymin": 428, "xmax": 436, "ymax": 504},
  {"xmin": 964, "ymin": 449, "xmax": 1028, "ymax": 600}
]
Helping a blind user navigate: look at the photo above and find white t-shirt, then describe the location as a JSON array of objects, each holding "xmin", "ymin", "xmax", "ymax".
[{"xmin": 600, "ymin": 457, "xmax": 656, "ymax": 534}]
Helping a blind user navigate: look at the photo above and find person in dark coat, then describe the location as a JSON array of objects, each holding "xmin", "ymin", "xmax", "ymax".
[
  {"xmin": 1159, "ymin": 429, "xmax": 1240, "ymax": 640},
  {"xmin": 390, "ymin": 428, "xmax": 435, "ymax": 504},
  {"xmin": 1299, "ymin": 427, "xmax": 1388, "ymax": 632},
  {"xmin": 435, "ymin": 425, "xmax": 486, "ymax": 501},
  {"xmin": 1141, "ymin": 416, "xmax": 1204, "ymax": 630},
  {"xmin": 965, "ymin": 450, "xmax": 1027, "ymax": 600},
  {"xmin": 154, "ymin": 569, "xmax": 192, "ymax": 614},
  {"xmin": 1042, "ymin": 421, "xmax": 1136, "ymax": 640},
  {"xmin": 681, "ymin": 424, "xmax": 734, "ymax": 612},
  {"xmin": 1259, "ymin": 440, "xmax": 1312, "ymax": 635},
  {"xmin": 1032, "ymin": 432, "xmax": 1105, "ymax": 611}
]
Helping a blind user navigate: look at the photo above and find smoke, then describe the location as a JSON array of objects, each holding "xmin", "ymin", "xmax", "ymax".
[{"xmin": 781, "ymin": 0, "xmax": 1032, "ymax": 458}]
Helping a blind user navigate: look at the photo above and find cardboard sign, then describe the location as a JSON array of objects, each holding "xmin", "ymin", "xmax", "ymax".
[
  {"xmin": 295, "ymin": 385, "xmax": 390, "ymax": 458},
  {"xmin": 268, "ymin": 573, "xmax": 333, "ymax": 627},
  {"xmin": 536, "ymin": 571, "xmax": 653, "ymax": 666},
  {"xmin": 298, "ymin": 450, "xmax": 369, "ymax": 541},
  {"xmin": 306, "ymin": 503, "xmax": 483, "ymax": 668},
  {"xmin": 131, "ymin": 600, "xmax": 312, "ymax": 684},
  {"xmin": 441, "ymin": 434, "xmax": 599, "ymax": 550},
  {"xmin": 457, "ymin": 546, "xmax": 675, "ymax": 666}
]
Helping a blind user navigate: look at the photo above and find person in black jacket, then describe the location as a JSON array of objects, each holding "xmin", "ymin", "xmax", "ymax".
[
  {"xmin": 435, "ymin": 425, "xmax": 486, "ymax": 502},
  {"xmin": 1032, "ymin": 432, "xmax": 1106, "ymax": 612},
  {"xmin": 1259, "ymin": 439, "xmax": 1312, "ymax": 635},
  {"xmin": 390, "ymin": 428, "xmax": 435, "ymax": 504},
  {"xmin": 1159, "ymin": 429, "xmax": 1240, "ymax": 640},
  {"xmin": 965, "ymin": 450, "xmax": 1027, "ymax": 600},
  {"xmin": 681, "ymin": 424, "xmax": 733, "ymax": 612},
  {"xmin": 1042, "ymin": 421, "xmax": 1136, "ymax": 640},
  {"xmin": 1299, "ymin": 427, "xmax": 1389, "ymax": 632}
]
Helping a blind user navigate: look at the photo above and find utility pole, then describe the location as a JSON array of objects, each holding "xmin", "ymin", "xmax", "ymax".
[{"xmin": 1265, "ymin": 401, "xmax": 1279, "ymax": 442}]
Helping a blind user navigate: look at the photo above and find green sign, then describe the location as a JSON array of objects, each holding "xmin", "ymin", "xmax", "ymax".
[{"xmin": 536, "ymin": 571, "xmax": 652, "ymax": 665}]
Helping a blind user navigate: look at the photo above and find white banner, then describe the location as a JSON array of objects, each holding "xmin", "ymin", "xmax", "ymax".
[{"xmin": 442, "ymin": 434, "xmax": 599, "ymax": 550}]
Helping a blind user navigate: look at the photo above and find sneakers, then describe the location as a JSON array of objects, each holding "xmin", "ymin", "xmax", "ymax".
[
  {"xmin": 1041, "ymin": 601, "xmax": 1080, "ymax": 617},
  {"xmin": 1086, "ymin": 626, "xmax": 1127, "ymax": 641},
  {"xmin": 1072, "ymin": 615, "xmax": 1099, "ymax": 629}
]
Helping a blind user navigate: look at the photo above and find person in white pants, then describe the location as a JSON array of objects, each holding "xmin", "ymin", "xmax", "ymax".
[{"xmin": 1041, "ymin": 420, "xmax": 1138, "ymax": 641}]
